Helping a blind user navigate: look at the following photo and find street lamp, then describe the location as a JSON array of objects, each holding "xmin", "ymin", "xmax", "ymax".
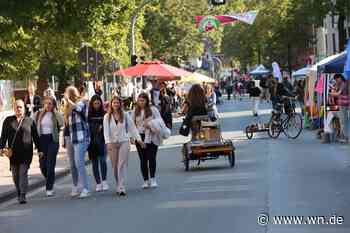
[{"xmin": 129, "ymin": 0, "xmax": 158, "ymax": 59}]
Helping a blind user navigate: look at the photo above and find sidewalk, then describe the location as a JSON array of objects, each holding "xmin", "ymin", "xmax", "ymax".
[{"xmin": 0, "ymin": 147, "xmax": 70, "ymax": 203}]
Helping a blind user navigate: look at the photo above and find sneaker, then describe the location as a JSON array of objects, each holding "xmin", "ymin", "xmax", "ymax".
[
  {"xmin": 119, "ymin": 191, "xmax": 127, "ymax": 197},
  {"xmin": 150, "ymin": 178, "xmax": 158, "ymax": 188},
  {"xmin": 70, "ymin": 186, "xmax": 79, "ymax": 197},
  {"xmin": 46, "ymin": 190, "xmax": 55, "ymax": 197},
  {"xmin": 95, "ymin": 183, "xmax": 103, "ymax": 192},
  {"xmin": 142, "ymin": 180, "xmax": 150, "ymax": 189},
  {"xmin": 78, "ymin": 189, "xmax": 91, "ymax": 199},
  {"xmin": 102, "ymin": 181, "xmax": 109, "ymax": 191}
]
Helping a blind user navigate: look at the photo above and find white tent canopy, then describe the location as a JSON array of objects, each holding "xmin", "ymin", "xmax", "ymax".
[
  {"xmin": 180, "ymin": 72, "xmax": 216, "ymax": 84},
  {"xmin": 249, "ymin": 64, "xmax": 270, "ymax": 75},
  {"xmin": 292, "ymin": 67, "xmax": 310, "ymax": 78}
]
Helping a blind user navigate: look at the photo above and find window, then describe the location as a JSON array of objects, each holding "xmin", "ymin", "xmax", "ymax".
[{"xmin": 332, "ymin": 33, "xmax": 336, "ymax": 54}]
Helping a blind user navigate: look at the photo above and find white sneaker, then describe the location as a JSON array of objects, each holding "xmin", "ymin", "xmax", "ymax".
[
  {"xmin": 150, "ymin": 178, "xmax": 158, "ymax": 188},
  {"xmin": 102, "ymin": 181, "xmax": 109, "ymax": 191},
  {"xmin": 46, "ymin": 190, "xmax": 55, "ymax": 197},
  {"xmin": 78, "ymin": 189, "xmax": 90, "ymax": 198},
  {"xmin": 142, "ymin": 180, "xmax": 150, "ymax": 189},
  {"xmin": 96, "ymin": 183, "xmax": 103, "ymax": 192},
  {"xmin": 70, "ymin": 186, "xmax": 79, "ymax": 197}
]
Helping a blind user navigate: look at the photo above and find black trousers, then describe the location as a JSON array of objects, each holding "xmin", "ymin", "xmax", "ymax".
[
  {"xmin": 136, "ymin": 134, "xmax": 158, "ymax": 181},
  {"xmin": 11, "ymin": 164, "xmax": 29, "ymax": 196},
  {"xmin": 39, "ymin": 134, "xmax": 59, "ymax": 191}
]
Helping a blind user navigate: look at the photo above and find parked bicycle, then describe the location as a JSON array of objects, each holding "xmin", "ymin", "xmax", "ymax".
[{"xmin": 268, "ymin": 96, "xmax": 303, "ymax": 139}]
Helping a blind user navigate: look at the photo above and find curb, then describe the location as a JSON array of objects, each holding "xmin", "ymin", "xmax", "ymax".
[{"xmin": 0, "ymin": 160, "xmax": 91, "ymax": 204}]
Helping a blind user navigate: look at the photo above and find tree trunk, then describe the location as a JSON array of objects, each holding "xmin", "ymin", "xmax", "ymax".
[{"xmin": 36, "ymin": 58, "xmax": 50, "ymax": 97}]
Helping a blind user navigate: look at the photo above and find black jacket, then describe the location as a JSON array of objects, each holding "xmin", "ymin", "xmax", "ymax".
[
  {"xmin": 0, "ymin": 116, "xmax": 41, "ymax": 165},
  {"xmin": 24, "ymin": 94, "xmax": 42, "ymax": 117},
  {"xmin": 87, "ymin": 111, "xmax": 105, "ymax": 159}
]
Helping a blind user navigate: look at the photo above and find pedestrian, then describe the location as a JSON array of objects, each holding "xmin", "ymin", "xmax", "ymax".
[
  {"xmin": 329, "ymin": 74, "xmax": 349, "ymax": 143},
  {"xmin": 63, "ymin": 86, "xmax": 91, "ymax": 198},
  {"xmin": 132, "ymin": 93, "xmax": 162, "ymax": 189},
  {"xmin": 247, "ymin": 82, "xmax": 261, "ymax": 116},
  {"xmin": 88, "ymin": 95, "xmax": 109, "ymax": 192},
  {"xmin": 62, "ymin": 118, "xmax": 79, "ymax": 197},
  {"xmin": 0, "ymin": 99, "xmax": 42, "ymax": 204},
  {"xmin": 24, "ymin": 82, "xmax": 42, "ymax": 117},
  {"xmin": 259, "ymin": 76, "xmax": 270, "ymax": 102},
  {"xmin": 103, "ymin": 96, "xmax": 144, "ymax": 196},
  {"xmin": 34, "ymin": 96, "xmax": 63, "ymax": 197},
  {"xmin": 159, "ymin": 84, "xmax": 173, "ymax": 129},
  {"xmin": 205, "ymin": 85, "xmax": 219, "ymax": 121},
  {"xmin": 295, "ymin": 80, "xmax": 305, "ymax": 116}
]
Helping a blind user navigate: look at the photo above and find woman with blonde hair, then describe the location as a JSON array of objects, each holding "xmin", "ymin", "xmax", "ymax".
[
  {"xmin": 35, "ymin": 96, "xmax": 63, "ymax": 197},
  {"xmin": 103, "ymin": 96, "xmax": 144, "ymax": 196},
  {"xmin": 64, "ymin": 86, "xmax": 91, "ymax": 198}
]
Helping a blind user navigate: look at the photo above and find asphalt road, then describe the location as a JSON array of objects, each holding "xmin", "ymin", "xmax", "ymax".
[{"xmin": 1, "ymin": 98, "xmax": 350, "ymax": 233}]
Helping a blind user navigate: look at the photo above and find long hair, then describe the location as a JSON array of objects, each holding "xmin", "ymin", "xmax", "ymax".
[
  {"xmin": 134, "ymin": 92, "xmax": 152, "ymax": 121},
  {"xmin": 188, "ymin": 84, "xmax": 206, "ymax": 108},
  {"xmin": 88, "ymin": 94, "xmax": 104, "ymax": 117},
  {"xmin": 64, "ymin": 86, "xmax": 80, "ymax": 125},
  {"xmin": 107, "ymin": 95, "xmax": 124, "ymax": 123},
  {"xmin": 36, "ymin": 96, "xmax": 56, "ymax": 124}
]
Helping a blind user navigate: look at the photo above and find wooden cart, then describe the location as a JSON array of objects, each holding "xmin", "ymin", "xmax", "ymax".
[{"xmin": 182, "ymin": 115, "xmax": 235, "ymax": 171}]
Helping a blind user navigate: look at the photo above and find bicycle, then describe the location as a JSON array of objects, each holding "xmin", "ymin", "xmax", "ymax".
[{"xmin": 268, "ymin": 96, "xmax": 303, "ymax": 139}]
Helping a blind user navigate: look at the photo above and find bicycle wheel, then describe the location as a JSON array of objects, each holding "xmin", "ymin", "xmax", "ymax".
[
  {"xmin": 268, "ymin": 118, "xmax": 281, "ymax": 139},
  {"xmin": 284, "ymin": 113, "xmax": 303, "ymax": 139}
]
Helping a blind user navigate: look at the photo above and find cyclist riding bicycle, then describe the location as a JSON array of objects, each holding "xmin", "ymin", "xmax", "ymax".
[{"xmin": 273, "ymin": 82, "xmax": 296, "ymax": 115}]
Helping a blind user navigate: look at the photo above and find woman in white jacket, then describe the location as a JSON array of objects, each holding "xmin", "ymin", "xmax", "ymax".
[
  {"xmin": 103, "ymin": 96, "xmax": 144, "ymax": 196},
  {"xmin": 131, "ymin": 93, "xmax": 163, "ymax": 189}
]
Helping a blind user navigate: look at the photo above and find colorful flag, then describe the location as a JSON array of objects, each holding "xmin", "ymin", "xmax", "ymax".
[{"xmin": 196, "ymin": 10, "xmax": 258, "ymax": 32}]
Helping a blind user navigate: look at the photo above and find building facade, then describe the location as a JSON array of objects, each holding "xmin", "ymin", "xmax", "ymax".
[{"xmin": 316, "ymin": 14, "xmax": 350, "ymax": 59}]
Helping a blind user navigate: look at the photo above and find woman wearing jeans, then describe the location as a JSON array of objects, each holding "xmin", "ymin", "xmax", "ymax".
[
  {"xmin": 132, "ymin": 93, "xmax": 162, "ymax": 189},
  {"xmin": 64, "ymin": 86, "xmax": 91, "ymax": 198},
  {"xmin": 35, "ymin": 97, "xmax": 63, "ymax": 197},
  {"xmin": 104, "ymin": 96, "xmax": 144, "ymax": 196},
  {"xmin": 63, "ymin": 124, "xmax": 79, "ymax": 197},
  {"xmin": 88, "ymin": 95, "xmax": 109, "ymax": 192}
]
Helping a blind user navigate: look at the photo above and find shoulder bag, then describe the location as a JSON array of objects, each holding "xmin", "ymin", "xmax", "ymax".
[{"xmin": 0, "ymin": 118, "xmax": 24, "ymax": 159}]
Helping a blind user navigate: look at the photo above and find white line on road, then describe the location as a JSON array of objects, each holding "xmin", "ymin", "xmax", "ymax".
[{"xmin": 157, "ymin": 198, "xmax": 264, "ymax": 209}]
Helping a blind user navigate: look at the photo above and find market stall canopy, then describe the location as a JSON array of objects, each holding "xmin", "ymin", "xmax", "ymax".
[
  {"xmin": 115, "ymin": 60, "xmax": 193, "ymax": 78},
  {"xmin": 318, "ymin": 51, "xmax": 347, "ymax": 74},
  {"xmin": 180, "ymin": 72, "xmax": 216, "ymax": 84},
  {"xmin": 292, "ymin": 67, "xmax": 310, "ymax": 79},
  {"xmin": 249, "ymin": 65, "xmax": 270, "ymax": 76}
]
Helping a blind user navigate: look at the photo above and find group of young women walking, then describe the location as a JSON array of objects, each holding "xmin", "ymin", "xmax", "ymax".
[{"xmin": 35, "ymin": 86, "xmax": 163, "ymax": 199}]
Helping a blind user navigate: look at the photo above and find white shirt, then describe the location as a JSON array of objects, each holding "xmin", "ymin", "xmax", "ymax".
[
  {"xmin": 131, "ymin": 107, "xmax": 162, "ymax": 145},
  {"xmin": 41, "ymin": 112, "xmax": 53, "ymax": 134},
  {"xmin": 103, "ymin": 112, "xmax": 141, "ymax": 144}
]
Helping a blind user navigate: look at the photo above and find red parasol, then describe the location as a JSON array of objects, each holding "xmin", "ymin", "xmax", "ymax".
[{"xmin": 115, "ymin": 60, "xmax": 192, "ymax": 79}]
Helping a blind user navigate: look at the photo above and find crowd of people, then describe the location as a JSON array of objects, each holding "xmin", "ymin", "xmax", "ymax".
[{"xmin": 0, "ymin": 81, "xmax": 176, "ymax": 204}]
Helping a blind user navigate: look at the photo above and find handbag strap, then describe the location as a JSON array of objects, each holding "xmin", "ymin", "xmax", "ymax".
[{"xmin": 10, "ymin": 117, "xmax": 24, "ymax": 149}]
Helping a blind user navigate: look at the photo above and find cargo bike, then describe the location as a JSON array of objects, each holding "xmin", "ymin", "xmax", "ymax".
[{"xmin": 181, "ymin": 115, "xmax": 235, "ymax": 171}]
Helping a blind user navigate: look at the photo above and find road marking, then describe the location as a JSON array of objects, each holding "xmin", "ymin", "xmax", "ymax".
[
  {"xmin": 175, "ymin": 184, "xmax": 254, "ymax": 194},
  {"xmin": 157, "ymin": 198, "xmax": 264, "ymax": 209},
  {"xmin": 185, "ymin": 172, "xmax": 259, "ymax": 184},
  {"xmin": 0, "ymin": 209, "xmax": 32, "ymax": 217}
]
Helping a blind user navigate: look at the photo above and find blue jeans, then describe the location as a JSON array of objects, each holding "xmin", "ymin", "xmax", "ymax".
[
  {"xmin": 39, "ymin": 134, "xmax": 59, "ymax": 191},
  {"xmin": 73, "ymin": 142, "xmax": 89, "ymax": 190},
  {"xmin": 65, "ymin": 136, "xmax": 78, "ymax": 187}
]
